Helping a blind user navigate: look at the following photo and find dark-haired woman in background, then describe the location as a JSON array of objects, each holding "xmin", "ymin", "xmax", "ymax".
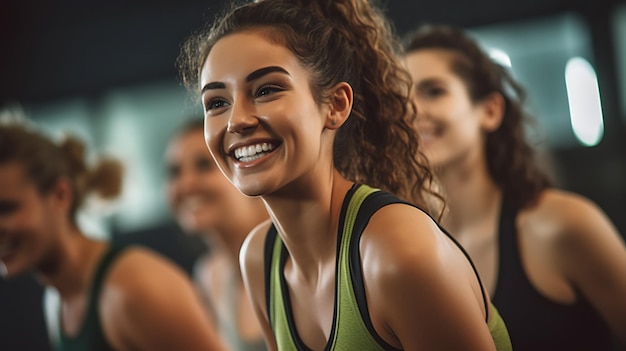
[{"xmin": 404, "ymin": 24, "xmax": 626, "ymax": 350}]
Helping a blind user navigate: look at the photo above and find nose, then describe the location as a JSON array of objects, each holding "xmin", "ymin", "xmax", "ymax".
[
  {"xmin": 173, "ymin": 168, "xmax": 201, "ymax": 197},
  {"xmin": 227, "ymin": 98, "xmax": 259, "ymax": 134}
]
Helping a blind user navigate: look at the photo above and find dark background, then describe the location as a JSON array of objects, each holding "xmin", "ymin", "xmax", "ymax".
[{"xmin": 1, "ymin": 0, "xmax": 625, "ymax": 350}]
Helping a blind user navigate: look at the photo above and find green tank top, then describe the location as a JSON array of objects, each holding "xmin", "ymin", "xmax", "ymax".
[
  {"xmin": 265, "ymin": 184, "xmax": 512, "ymax": 350},
  {"xmin": 54, "ymin": 244, "xmax": 128, "ymax": 351}
]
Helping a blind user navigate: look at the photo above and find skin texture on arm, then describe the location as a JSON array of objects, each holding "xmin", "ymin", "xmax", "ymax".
[
  {"xmin": 361, "ymin": 204, "xmax": 497, "ymax": 351},
  {"xmin": 533, "ymin": 190, "xmax": 626, "ymax": 346},
  {"xmin": 98, "ymin": 247, "xmax": 228, "ymax": 351},
  {"xmin": 240, "ymin": 219, "xmax": 277, "ymax": 351}
]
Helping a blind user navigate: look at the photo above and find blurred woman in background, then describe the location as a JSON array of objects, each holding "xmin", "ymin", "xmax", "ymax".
[
  {"xmin": 165, "ymin": 119, "xmax": 268, "ymax": 351},
  {"xmin": 0, "ymin": 122, "xmax": 227, "ymax": 351},
  {"xmin": 403, "ymin": 24, "xmax": 626, "ymax": 350}
]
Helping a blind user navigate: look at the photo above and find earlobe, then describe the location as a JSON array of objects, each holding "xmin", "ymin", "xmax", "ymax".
[
  {"xmin": 481, "ymin": 92, "xmax": 505, "ymax": 132},
  {"xmin": 325, "ymin": 82, "xmax": 353, "ymax": 130}
]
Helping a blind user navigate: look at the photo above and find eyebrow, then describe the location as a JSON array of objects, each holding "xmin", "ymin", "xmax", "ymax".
[
  {"xmin": 201, "ymin": 66, "xmax": 290, "ymax": 94},
  {"xmin": 246, "ymin": 66, "xmax": 289, "ymax": 82},
  {"xmin": 415, "ymin": 77, "xmax": 445, "ymax": 88}
]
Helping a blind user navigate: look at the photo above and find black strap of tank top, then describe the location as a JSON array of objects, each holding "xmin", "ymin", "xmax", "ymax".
[{"xmin": 349, "ymin": 191, "xmax": 491, "ymax": 323}]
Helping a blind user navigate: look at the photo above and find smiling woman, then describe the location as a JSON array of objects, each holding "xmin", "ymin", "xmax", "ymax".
[
  {"xmin": 177, "ymin": 0, "xmax": 512, "ymax": 350},
  {"xmin": 164, "ymin": 119, "xmax": 269, "ymax": 351},
  {"xmin": 403, "ymin": 24, "xmax": 626, "ymax": 351},
  {"xmin": 0, "ymin": 122, "xmax": 227, "ymax": 351}
]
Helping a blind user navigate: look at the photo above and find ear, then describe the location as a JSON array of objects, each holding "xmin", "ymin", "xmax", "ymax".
[
  {"xmin": 47, "ymin": 177, "xmax": 74, "ymax": 214},
  {"xmin": 324, "ymin": 82, "xmax": 353, "ymax": 130},
  {"xmin": 479, "ymin": 92, "xmax": 505, "ymax": 132}
]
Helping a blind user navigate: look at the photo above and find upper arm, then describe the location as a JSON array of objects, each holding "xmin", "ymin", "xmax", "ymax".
[
  {"xmin": 100, "ymin": 248, "xmax": 227, "ymax": 351},
  {"xmin": 240, "ymin": 219, "xmax": 277, "ymax": 351},
  {"xmin": 362, "ymin": 204, "xmax": 497, "ymax": 351},
  {"xmin": 550, "ymin": 192, "xmax": 626, "ymax": 343}
]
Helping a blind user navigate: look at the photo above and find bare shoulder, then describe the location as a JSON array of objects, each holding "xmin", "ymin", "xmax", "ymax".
[
  {"xmin": 99, "ymin": 246, "xmax": 226, "ymax": 351},
  {"xmin": 358, "ymin": 204, "xmax": 494, "ymax": 349},
  {"xmin": 104, "ymin": 246, "xmax": 188, "ymax": 291},
  {"xmin": 239, "ymin": 219, "xmax": 273, "ymax": 312},
  {"xmin": 99, "ymin": 246, "xmax": 196, "ymax": 321},
  {"xmin": 239, "ymin": 218, "xmax": 277, "ymax": 349},
  {"xmin": 520, "ymin": 188, "xmax": 618, "ymax": 244},
  {"xmin": 362, "ymin": 203, "xmax": 450, "ymax": 269},
  {"xmin": 240, "ymin": 218, "xmax": 273, "ymax": 276},
  {"xmin": 359, "ymin": 203, "xmax": 475, "ymax": 295}
]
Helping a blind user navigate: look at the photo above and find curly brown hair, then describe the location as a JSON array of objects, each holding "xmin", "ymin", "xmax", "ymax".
[
  {"xmin": 177, "ymin": 0, "xmax": 442, "ymax": 214},
  {"xmin": 0, "ymin": 123, "xmax": 123, "ymax": 225},
  {"xmin": 404, "ymin": 24, "xmax": 552, "ymax": 211}
]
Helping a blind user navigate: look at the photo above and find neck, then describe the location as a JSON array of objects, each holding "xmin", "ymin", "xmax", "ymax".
[
  {"xmin": 262, "ymin": 169, "xmax": 352, "ymax": 283},
  {"xmin": 36, "ymin": 229, "xmax": 106, "ymax": 299},
  {"xmin": 206, "ymin": 204, "xmax": 268, "ymax": 266},
  {"xmin": 438, "ymin": 153, "xmax": 502, "ymax": 236}
]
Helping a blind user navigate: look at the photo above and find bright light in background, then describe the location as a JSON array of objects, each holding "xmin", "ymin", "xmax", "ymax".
[
  {"xmin": 565, "ymin": 57, "xmax": 604, "ymax": 147},
  {"xmin": 489, "ymin": 48, "xmax": 512, "ymax": 68}
]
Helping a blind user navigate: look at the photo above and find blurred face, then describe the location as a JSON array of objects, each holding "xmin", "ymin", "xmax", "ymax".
[
  {"xmin": 199, "ymin": 30, "xmax": 329, "ymax": 197},
  {"xmin": 404, "ymin": 49, "xmax": 488, "ymax": 169},
  {"xmin": 166, "ymin": 128, "xmax": 258, "ymax": 234},
  {"xmin": 0, "ymin": 163, "xmax": 60, "ymax": 278}
]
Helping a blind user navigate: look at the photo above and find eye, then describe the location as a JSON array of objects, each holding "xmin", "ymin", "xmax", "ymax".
[
  {"xmin": 204, "ymin": 98, "xmax": 230, "ymax": 112},
  {"xmin": 195, "ymin": 157, "xmax": 214, "ymax": 172},
  {"xmin": 255, "ymin": 85, "xmax": 283, "ymax": 98},
  {"xmin": 166, "ymin": 165, "xmax": 180, "ymax": 180},
  {"xmin": 422, "ymin": 86, "xmax": 445, "ymax": 99},
  {"xmin": 0, "ymin": 200, "xmax": 19, "ymax": 216}
]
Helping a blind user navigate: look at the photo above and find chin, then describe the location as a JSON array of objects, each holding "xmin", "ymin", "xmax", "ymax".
[{"xmin": 231, "ymin": 179, "xmax": 270, "ymax": 198}]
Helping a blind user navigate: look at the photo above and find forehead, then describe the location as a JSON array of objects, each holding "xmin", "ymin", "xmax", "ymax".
[
  {"xmin": 200, "ymin": 30, "xmax": 306, "ymax": 87},
  {"xmin": 404, "ymin": 49, "xmax": 457, "ymax": 78}
]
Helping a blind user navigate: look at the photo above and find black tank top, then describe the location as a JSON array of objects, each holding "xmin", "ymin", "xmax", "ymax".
[
  {"xmin": 55, "ymin": 245, "xmax": 127, "ymax": 351},
  {"xmin": 492, "ymin": 196, "xmax": 613, "ymax": 350}
]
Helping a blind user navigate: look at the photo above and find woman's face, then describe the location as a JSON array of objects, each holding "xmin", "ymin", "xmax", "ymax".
[
  {"xmin": 165, "ymin": 128, "xmax": 257, "ymax": 234},
  {"xmin": 0, "ymin": 163, "xmax": 60, "ymax": 278},
  {"xmin": 199, "ymin": 30, "xmax": 330, "ymax": 197},
  {"xmin": 404, "ymin": 48, "xmax": 489, "ymax": 169}
]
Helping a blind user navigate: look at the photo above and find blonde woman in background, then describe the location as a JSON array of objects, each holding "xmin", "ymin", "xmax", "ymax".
[{"xmin": 0, "ymin": 122, "xmax": 227, "ymax": 351}]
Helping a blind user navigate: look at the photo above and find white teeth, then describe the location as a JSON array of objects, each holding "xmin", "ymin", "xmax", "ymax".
[{"xmin": 233, "ymin": 143, "xmax": 275, "ymax": 161}]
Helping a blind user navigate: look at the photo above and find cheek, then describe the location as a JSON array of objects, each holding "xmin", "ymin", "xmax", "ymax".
[
  {"xmin": 165, "ymin": 182, "xmax": 178, "ymax": 207},
  {"xmin": 204, "ymin": 119, "xmax": 227, "ymax": 159},
  {"xmin": 203, "ymin": 170, "xmax": 232, "ymax": 190}
]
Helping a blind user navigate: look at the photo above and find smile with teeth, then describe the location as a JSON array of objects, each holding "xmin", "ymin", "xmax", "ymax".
[{"xmin": 233, "ymin": 142, "xmax": 276, "ymax": 162}]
